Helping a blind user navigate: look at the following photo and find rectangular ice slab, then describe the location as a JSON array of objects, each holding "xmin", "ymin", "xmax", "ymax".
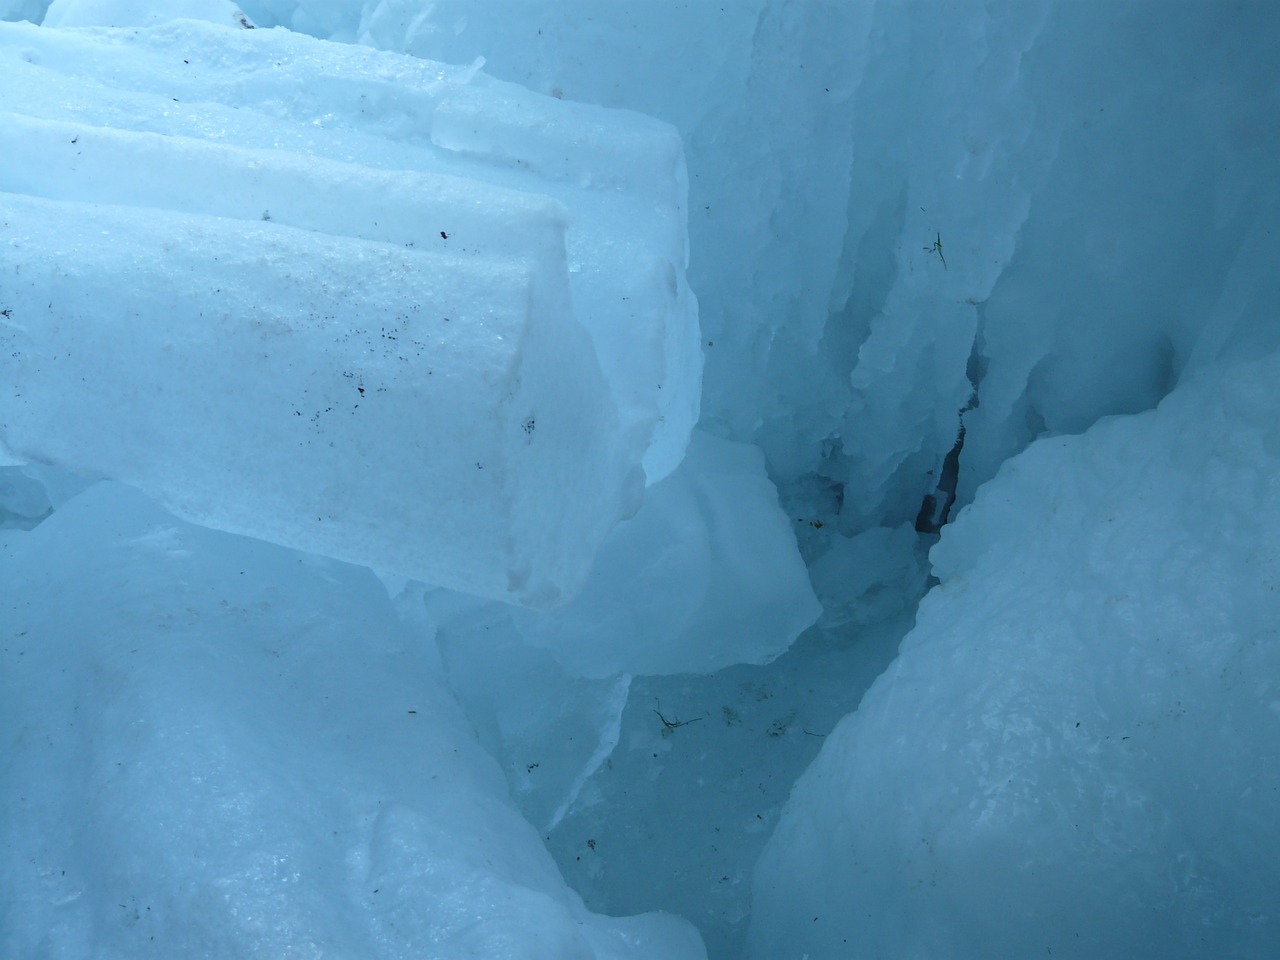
[
  {"xmin": 0, "ymin": 190, "xmax": 622, "ymax": 609},
  {"xmin": 0, "ymin": 17, "xmax": 699, "ymax": 483},
  {"xmin": 0, "ymin": 15, "xmax": 701, "ymax": 605}
]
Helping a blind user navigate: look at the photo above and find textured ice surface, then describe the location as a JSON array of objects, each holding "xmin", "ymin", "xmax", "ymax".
[
  {"xmin": 0, "ymin": 480, "xmax": 705, "ymax": 960},
  {"xmin": 750, "ymin": 353, "xmax": 1280, "ymax": 959},
  {"xmin": 4, "ymin": 2, "xmax": 1280, "ymax": 958},
  {"xmin": 0, "ymin": 13, "xmax": 698, "ymax": 604},
  {"xmin": 337, "ymin": 0, "xmax": 1280, "ymax": 539},
  {"xmin": 0, "ymin": 188, "xmax": 615, "ymax": 609}
]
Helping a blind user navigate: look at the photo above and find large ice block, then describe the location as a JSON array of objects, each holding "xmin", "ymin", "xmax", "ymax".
[
  {"xmin": 0, "ymin": 16, "xmax": 699, "ymax": 483},
  {"xmin": 0, "ymin": 189, "xmax": 621, "ymax": 608},
  {"xmin": 0, "ymin": 480, "xmax": 706, "ymax": 959},
  {"xmin": 0, "ymin": 15, "xmax": 701, "ymax": 603},
  {"xmin": 749, "ymin": 351, "xmax": 1280, "ymax": 959}
]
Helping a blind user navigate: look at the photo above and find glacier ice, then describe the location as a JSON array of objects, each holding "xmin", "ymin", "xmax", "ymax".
[
  {"xmin": 511, "ymin": 431, "xmax": 821, "ymax": 679},
  {"xmin": 41, "ymin": 0, "xmax": 250, "ymax": 28},
  {"xmin": 0, "ymin": 13, "xmax": 700, "ymax": 605},
  {"xmin": 750, "ymin": 352, "xmax": 1280, "ymax": 958},
  {"xmin": 0, "ymin": 480, "xmax": 705, "ymax": 959},
  {"xmin": 2, "ymin": 0, "xmax": 1280, "ymax": 958}
]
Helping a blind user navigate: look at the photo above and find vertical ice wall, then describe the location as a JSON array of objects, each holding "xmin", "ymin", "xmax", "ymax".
[{"xmin": 315, "ymin": 0, "xmax": 1280, "ymax": 538}]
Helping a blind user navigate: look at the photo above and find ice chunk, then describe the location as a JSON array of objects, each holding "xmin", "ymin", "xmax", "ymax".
[
  {"xmin": 430, "ymin": 84, "xmax": 701, "ymax": 481},
  {"xmin": 1, "ymin": 0, "xmax": 46, "ymax": 22},
  {"xmin": 423, "ymin": 590, "xmax": 635, "ymax": 836},
  {"xmin": 0, "ymin": 16, "xmax": 701, "ymax": 603},
  {"xmin": 0, "ymin": 465, "xmax": 52, "ymax": 528},
  {"xmin": 0, "ymin": 16, "xmax": 698, "ymax": 485},
  {"xmin": 513, "ymin": 431, "xmax": 822, "ymax": 678},
  {"xmin": 0, "ymin": 189, "xmax": 626, "ymax": 608},
  {"xmin": 749, "ymin": 351, "xmax": 1280, "ymax": 958},
  {"xmin": 0, "ymin": 480, "xmax": 705, "ymax": 959}
]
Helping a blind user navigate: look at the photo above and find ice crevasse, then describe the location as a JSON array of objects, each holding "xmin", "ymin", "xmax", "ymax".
[{"xmin": 3, "ymin": 0, "xmax": 1280, "ymax": 958}]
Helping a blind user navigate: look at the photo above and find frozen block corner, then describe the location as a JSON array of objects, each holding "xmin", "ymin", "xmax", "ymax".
[{"xmin": 513, "ymin": 430, "xmax": 821, "ymax": 678}]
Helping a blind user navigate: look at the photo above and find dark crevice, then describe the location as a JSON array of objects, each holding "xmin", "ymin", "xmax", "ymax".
[{"xmin": 915, "ymin": 334, "xmax": 984, "ymax": 534}]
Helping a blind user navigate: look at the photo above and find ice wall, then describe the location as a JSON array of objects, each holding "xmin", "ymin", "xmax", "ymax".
[
  {"xmin": 0, "ymin": 13, "xmax": 700, "ymax": 607},
  {"xmin": 279, "ymin": 0, "xmax": 1280, "ymax": 540},
  {"xmin": 749, "ymin": 350, "xmax": 1280, "ymax": 959}
]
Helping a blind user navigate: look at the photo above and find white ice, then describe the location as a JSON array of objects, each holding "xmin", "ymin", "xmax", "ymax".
[{"xmin": 0, "ymin": 12, "xmax": 700, "ymax": 605}]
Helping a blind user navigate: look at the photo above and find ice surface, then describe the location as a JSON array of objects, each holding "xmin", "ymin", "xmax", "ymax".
[
  {"xmin": 0, "ymin": 188, "xmax": 615, "ymax": 608},
  {"xmin": 332, "ymin": 0, "xmax": 868, "ymax": 490},
  {"xmin": 383, "ymin": 429, "xmax": 815, "ymax": 724},
  {"xmin": 342, "ymin": 0, "xmax": 1280, "ymax": 543},
  {"xmin": 512, "ymin": 431, "xmax": 821, "ymax": 678},
  {"xmin": 0, "ymin": 466, "xmax": 52, "ymax": 528},
  {"xmin": 0, "ymin": 13, "xmax": 699, "ymax": 604},
  {"xmin": 4, "ymin": 2, "xmax": 1280, "ymax": 958},
  {"xmin": 807, "ymin": 523, "xmax": 929, "ymax": 632},
  {"xmin": 0, "ymin": 0, "xmax": 45, "ymax": 22},
  {"xmin": 0, "ymin": 480, "xmax": 705, "ymax": 959},
  {"xmin": 423, "ymin": 591, "xmax": 635, "ymax": 836},
  {"xmin": 749, "ymin": 352, "xmax": 1280, "ymax": 959}
]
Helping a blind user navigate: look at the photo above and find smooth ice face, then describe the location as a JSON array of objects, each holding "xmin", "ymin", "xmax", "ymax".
[
  {"xmin": 0, "ymin": 480, "xmax": 706, "ymax": 960},
  {"xmin": 748, "ymin": 352, "xmax": 1280, "ymax": 959},
  {"xmin": 0, "ymin": 186, "xmax": 613, "ymax": 609},
  {"xmin": 513, "ymin": 431, "xmax": 821, "ymax": 678},
  {"xmin": 0, "ymin": 0, "xmax": 47, "ymax": 21},
  {"xmin": 0, "ymin": 14, "xmax": 699, "ymax": 605}
]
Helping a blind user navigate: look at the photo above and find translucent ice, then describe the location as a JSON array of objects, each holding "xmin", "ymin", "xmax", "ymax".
[
  {"xmin": 0, "ymin": 481, "xmax": 705, "ymax": 959},
  {"xmin": 347, "ymin": 1, "xmax": 1280, "ymax": 544},
  {"xmin": 41, "ymin": 0, "xmax": 249, "ymax": 28},
  {"xmin": 513, "ymin": 431, "xmax": 821, "ymax": 678},
  {"xmin": 0, "ymin": 189, "xmax": 616, "ymax": 609}
]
